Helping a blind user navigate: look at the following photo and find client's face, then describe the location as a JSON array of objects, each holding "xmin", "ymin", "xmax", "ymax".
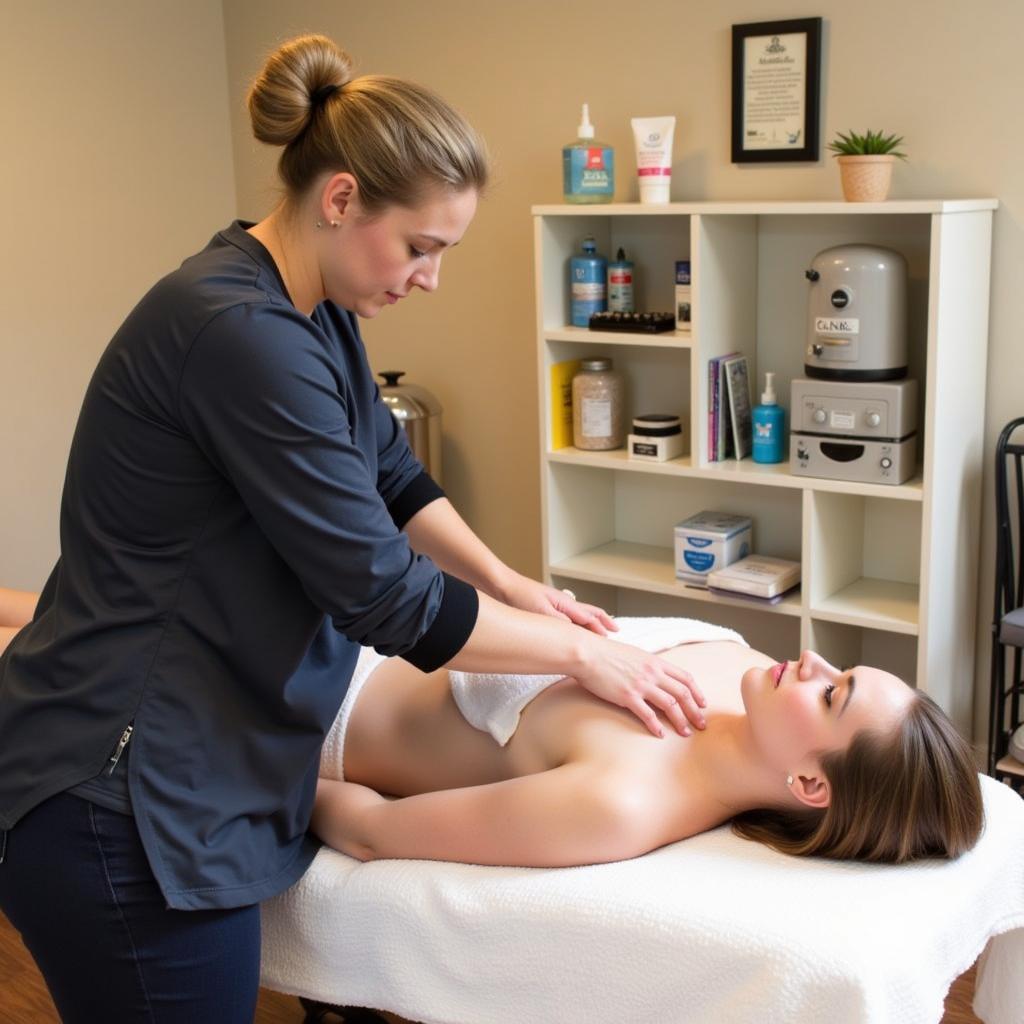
[{"xmin": 740, "ymin": 650, "xmax": 913, "ymax": 777}]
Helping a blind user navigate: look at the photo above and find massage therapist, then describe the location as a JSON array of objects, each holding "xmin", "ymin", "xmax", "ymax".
[{"xmin": 0, "ymin": 34, "xmax": 706, "ymax": 1022}]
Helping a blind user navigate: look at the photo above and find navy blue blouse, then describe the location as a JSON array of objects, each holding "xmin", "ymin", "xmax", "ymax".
[{"xmin": 0, "ymin": 222, "xmax": 478, "ymax": 909}]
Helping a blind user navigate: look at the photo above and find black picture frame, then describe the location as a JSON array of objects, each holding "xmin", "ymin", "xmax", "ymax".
[{"xmin": 731, "ymin": 17, "xmax": 822, "ymax": 163}]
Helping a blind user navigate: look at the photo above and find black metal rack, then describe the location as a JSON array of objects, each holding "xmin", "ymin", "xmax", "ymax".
[{"xmin": 988, "ymin": 416, "xmax": 1024, "ymax": 793}]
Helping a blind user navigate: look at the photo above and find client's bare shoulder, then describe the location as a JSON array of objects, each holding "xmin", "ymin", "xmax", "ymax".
[{"xmin": 550, "ymin": 639, "xmax": 772, "ymax": 845}]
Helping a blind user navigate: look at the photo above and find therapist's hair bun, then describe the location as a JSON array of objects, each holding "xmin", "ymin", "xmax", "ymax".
[
  {"xmin": 246, "ymin": 34, "xmax": 488, "ymax": 213},
  {"xmin": 247, "ymin": 34, "xmax": 354, "ymax": 148}
]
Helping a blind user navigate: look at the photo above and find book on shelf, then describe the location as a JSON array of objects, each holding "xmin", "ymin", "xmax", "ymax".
[
  {"xmin": 723, "ymin": 354, "xmax": 752, "ymax": 461},
  {"xmin": 707, "ymin": 352, "xmax": 739, "ymax": 461},
  {"xmin": 550, "ymin": 358, "xmax": 581, "ymax": 450},
  {"xmin": 706, "ymin": 554, "xmax": 801, "ymax": 600}
]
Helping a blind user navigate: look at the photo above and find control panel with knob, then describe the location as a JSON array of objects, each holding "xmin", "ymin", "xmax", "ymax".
[{"xmin": 793, "ymin": 379, "xmax": 916, "ymax": 440}]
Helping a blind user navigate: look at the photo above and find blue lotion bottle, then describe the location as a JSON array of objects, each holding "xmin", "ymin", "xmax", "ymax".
[
  {"xmin": 752, "ymin": 372, "xmax": 786, "ymax": 464},
  {"xmin": 570, "ymin": 237, "xmax": 608, "ymax": 326}
]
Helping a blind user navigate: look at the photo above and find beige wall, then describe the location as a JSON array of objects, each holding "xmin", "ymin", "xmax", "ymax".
[
  {"xmin": 223, "ymin": 0, "xmax": 1022, "ymax": 742},
  {"xmin": 1, "ymin": 0, "xmax": 237, "ymax": 586},
  {"xmin": 5, "ymin": 1, "xmax": 1021, "ymax": 744}
]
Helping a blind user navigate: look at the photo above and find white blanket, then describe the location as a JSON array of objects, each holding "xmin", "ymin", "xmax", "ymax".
[{"xmin": 261, "ymin": 775, "xmax": 1024, "ymax": 1024}]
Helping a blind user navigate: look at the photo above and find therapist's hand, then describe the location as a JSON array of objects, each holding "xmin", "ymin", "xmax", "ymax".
[
  {"xmin": 498, "ymin": 572, "xmax": 617, "ymax": 637},
  {"xmin": 572, "ymin": 633, "xmax": 707, "ymax": 738}
]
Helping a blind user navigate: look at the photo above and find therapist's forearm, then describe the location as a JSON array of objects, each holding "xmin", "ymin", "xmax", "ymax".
[
  {"xmin": 402, "ymin": 498, "xmax": 515, "ymax": 600},
  {"xmin": 401, "ymin": 501, "xmax": 602, "ymax": 678},
  {"xmin": 445, "ymin": 590, "xmax": 592, "ymax": 677}
]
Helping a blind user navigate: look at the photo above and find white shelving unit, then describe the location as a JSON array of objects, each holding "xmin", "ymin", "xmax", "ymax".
[{"xmin": 533, "ymin": 200, "xmax": 996, "ymax": 734}]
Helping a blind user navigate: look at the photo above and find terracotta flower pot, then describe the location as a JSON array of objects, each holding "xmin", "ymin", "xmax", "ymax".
[{"xmin": 836, "ymin": 155, "xmax": 896, "ymax": 202}]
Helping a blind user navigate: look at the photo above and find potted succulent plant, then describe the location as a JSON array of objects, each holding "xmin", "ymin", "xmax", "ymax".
[{"xmin": 828, "ymin": 129, "xmax": 907, "ymax": 202}]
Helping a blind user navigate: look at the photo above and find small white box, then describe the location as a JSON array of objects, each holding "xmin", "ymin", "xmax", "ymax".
[
  {"xmin": 628, "ymin": 430, "xmax": 685, "ymax": 462},
  {"xmin": 674, "ymin": 511, "xmax": 751, "ymax": 585}
]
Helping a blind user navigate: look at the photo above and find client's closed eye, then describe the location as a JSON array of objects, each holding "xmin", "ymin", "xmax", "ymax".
[{"xmin": 824, "ymin": 683, "xmax": 836, "ymax": 708}]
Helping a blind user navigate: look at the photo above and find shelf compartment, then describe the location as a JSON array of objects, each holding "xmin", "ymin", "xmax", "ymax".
[
  {"xmin": 536, "ymin": 212, "xmax": 690, "ymax": 331},
  {"xmin": 548, "ymin": 462, "xmax": 802, "ymax": 589},
  {"xmin": 545, "ymin": 326, "xmax": 691, "ymax": 349},
  {"xmin": 805, "ymin": 490, "xmax": 922, "ymax": 635},
  {"xmin": 810, "ymin": 578, "xmax": 919, "ymax": 635},
  {"xmin": 549, "ymin": 539, "xmax": 802, "ymax": 617},
  {"xmin": 805, "ymin": 619, "xmax": 919, "ymax": 686},
  {"xmin": 544, "ymin": 340, "xmax": 691, "ymax": 455}
]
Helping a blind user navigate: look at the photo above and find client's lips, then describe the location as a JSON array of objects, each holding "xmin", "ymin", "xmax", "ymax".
[{"xmin": 773, "ymin": 660, "xmax": 787, "ymax": 687}]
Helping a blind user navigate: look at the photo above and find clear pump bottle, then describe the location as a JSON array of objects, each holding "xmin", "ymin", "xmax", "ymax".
[{"xmin": 563, "ymin": 103, "xmax": 614, "ymax": 204}]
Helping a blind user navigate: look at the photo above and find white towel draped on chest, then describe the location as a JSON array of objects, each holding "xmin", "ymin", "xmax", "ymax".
[
  {"xmin": 319, "ymin": 616, "xmax": 745, "ymax": 781},
  {"xmin": 451, "ymin": 615, "xmax": 744, "ymax": 746}
]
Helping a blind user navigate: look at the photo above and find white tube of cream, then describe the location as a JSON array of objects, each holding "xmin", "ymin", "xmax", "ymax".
[{"xmin": 631, "ymin": 116, "xmax": 676, "ymax": 203}]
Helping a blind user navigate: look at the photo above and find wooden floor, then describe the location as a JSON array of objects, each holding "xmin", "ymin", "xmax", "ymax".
[{"xmin": 0, "ymin": 908, "xmax": 982, "ymax": 1023}]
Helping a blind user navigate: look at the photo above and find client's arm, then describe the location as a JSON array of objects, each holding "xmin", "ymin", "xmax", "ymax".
[
  {"xmin": 311, "ymin": 767, "xmax": 675, "ymax": 867},
  {"xmin": 0, "ymin": 588, "xmax": 37, "ymax": 655}
]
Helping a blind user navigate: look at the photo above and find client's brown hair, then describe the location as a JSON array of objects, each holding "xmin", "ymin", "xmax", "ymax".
[{"xmin": 732, "ymin": 690, "xmax": 984, "ymax": 863}]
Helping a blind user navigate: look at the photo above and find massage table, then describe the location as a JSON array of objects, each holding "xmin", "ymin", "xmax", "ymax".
[{"xmin": 261, "ymin": 773, "xmax": 1024, "ymax": 1023}]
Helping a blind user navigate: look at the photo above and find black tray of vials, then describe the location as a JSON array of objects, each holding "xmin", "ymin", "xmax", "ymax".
[{"xmin": 588, "ymin": 311, "xmax": 676, "ymax": 333}]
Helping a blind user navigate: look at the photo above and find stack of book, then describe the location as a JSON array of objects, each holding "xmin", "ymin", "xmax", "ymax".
[{"xmin": 707, "ymin": 353, "xmax": 752, "ymax": 462}]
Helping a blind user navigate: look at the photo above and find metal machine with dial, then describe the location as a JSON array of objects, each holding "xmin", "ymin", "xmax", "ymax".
[{"xmin": 789, "ymin": 378, "xmax": 918, "ymax": 485}]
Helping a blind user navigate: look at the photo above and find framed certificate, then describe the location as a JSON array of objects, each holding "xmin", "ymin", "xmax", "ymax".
[{"xmin": 731, "ymin": 17, "xmax": 822, "ymax": 163}]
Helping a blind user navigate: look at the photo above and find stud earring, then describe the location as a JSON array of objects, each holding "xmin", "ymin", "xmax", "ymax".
[
  {"xmin": 315, "ymin": 220, "xmax": 323, "ymax": 229},
  {"xmin": 330, "ymin": 221, "xmax": 339, "ymax": 227},
  {"xmin": 786, "ymin": 775, "xmax": 794, "ymax": 786}
]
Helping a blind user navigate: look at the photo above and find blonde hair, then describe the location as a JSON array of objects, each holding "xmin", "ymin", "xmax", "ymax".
[
  {"xmin": 247, "ymin": 34, "xmax": 488, "ymax": 212},
  {"xmin": 733, "ymin": 690, "xmax": 984, "ymax": 863}
]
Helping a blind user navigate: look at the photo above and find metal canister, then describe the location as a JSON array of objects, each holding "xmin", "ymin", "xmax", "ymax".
[{"xmin": 377, "ymin": 371, "xmax": 443, "ymax": 484}]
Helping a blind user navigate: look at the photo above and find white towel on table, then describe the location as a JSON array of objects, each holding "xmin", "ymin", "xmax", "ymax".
[
  {"xmin": 262, "ymin": 775, "xmax": 1024, "ymax": 1024},
  {"xmin": 450, "ymin": 615, "xmax": 745, "ymax": 745}
]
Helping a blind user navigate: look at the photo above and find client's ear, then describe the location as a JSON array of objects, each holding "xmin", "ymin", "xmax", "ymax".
[{"xmin": 790, "ymin": 772, "xmax": 831, "ymax": 809}]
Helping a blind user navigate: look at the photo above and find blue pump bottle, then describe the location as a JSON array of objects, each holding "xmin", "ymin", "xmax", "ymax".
[{"xmin": 752, "ymin": 372, "xmax": 786, "ymax": 464}]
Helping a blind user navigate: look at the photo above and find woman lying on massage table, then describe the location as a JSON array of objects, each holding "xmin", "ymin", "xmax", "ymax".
[{"xmin": 312, "ymin": 621, "xmax": 984, "ymax": 868}]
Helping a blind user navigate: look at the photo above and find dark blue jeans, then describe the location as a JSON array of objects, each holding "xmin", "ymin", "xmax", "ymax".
[{"xmin": 0, "ymin": 791, "xmax": 261, "ymax": 1022}]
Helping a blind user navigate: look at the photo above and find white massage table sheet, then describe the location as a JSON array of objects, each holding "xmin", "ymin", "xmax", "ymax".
[{"xmin": 261, "ymin": 774, "xmax": 1024, "ymax": 1023}]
